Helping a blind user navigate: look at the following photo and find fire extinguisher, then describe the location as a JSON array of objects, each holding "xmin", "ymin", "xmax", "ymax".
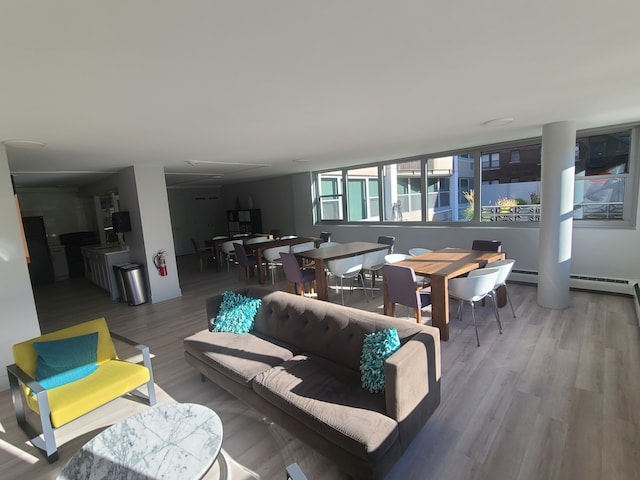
[{"xmin": 153, "ymin": 250, "xmax": 168, "ymax": 276}]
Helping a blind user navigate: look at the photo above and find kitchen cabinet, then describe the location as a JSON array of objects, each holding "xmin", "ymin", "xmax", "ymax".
[
  {"xmin": 227, "ymin": 209, "xmax": 262, "ymax": 236},
  {"xmin": 81, "ymin": 245, "xmax": 130, "ymax": 300}
]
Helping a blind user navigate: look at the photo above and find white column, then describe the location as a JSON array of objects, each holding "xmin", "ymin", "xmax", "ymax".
[
  {"xmin": 537, "ymin": 121, "xmax": 576, "ymax": 308},
  {"xmin": 0, "ymin": 146, "xmax": 42, "ymax": 390}
]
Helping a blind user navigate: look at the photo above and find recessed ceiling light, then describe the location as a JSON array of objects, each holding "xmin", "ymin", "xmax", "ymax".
[
  {"xmin": 1, "ymin": 139, "xmax": 46, "ymax": 148},
  {"xmin": 482, "ymin": 117, "xmax": 514, "ymax": 127}
]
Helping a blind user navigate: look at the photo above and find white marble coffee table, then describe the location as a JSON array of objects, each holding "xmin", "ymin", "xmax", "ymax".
[{"xmin": 57, "ymin": 403, "xmax": 224, "ymax": 480}]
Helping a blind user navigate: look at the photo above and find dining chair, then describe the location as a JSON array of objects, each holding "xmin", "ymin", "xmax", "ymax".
[
  {"xmin": 280, "ymin": 252, "xmax": 316, "ymax": 296},
  {"xmin": 377, "ymin": 235, "xmax": 395, "ymax": 253},
  {"xmin": 326, "ymin": 255, "xmax": 365, "ymax": 305},
  {"xmin": 221, "ymin": 239, "xmax": 242, "ymax": 271},
  {"xmin": 191, "ymin": 239, "xmax": 212, "ymax": 273},
  {"xmin": 245, "ymin": 236, "xmax": 271, "ymax": 245},
  {"xmin": 471, "ymin": 239, "xmax": 503, "ymax": 252},
  {"xmin": 385, "ymin": 253, "xmax": 428, "ymax": 285},
  {"xmin": 448, "ymin": 267, "xmax": 501, "ymax": 346},
  {"xmin": 280, "ymin": 235, "xmax": 298, "ymax": 240},
  {"xmin": 361, "ymin": 249, "xmax": 388, "ymax": 299},
  {"xmin": 263, "ymin": 245, "xmax": 291, "ymax": 284},
  {"xmin": 290, "ymin": 242, "xmax": 315, "ymax": 253},
  {"xmin": 485, "ymin": 258, "xmax": 517, "ymax": 318},
  {"xmin": 233, "ymin": 243, "xmax": 258, "ymax": 283},
  {"xmin": 319, "ymin": 232, "xmax": 332, "ymax": 242},
  {"xmin": 409, "ymin": 247, "xmax": 433, "ymax": 256},
  {"xmin": 382, "ymin": 264, "xmax": 431, "ymax": 324}
]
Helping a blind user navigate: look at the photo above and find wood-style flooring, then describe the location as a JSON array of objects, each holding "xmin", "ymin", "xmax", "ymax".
[{"xmin": 1, "ymin": 255, "xmax": 639, "ymax": 480}]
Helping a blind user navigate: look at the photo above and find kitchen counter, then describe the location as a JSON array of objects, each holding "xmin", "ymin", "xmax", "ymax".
[{"xmin": 81, "ymin": 245, "xmax": 131, "ymax": 300}]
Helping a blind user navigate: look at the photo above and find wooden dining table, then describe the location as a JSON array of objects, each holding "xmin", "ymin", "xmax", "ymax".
[
  {"xmin": 383, "ymin": 248, "xmax": 505, "ymax": 341},
  {"xmin": 295, "ymin": 242, "xmax": 391, "ymax": 301}
]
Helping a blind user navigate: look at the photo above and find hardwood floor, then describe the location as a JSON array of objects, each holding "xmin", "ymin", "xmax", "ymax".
[{"xmin": 1, "ymin": 256, "xmax": 639, "ymax": 479}]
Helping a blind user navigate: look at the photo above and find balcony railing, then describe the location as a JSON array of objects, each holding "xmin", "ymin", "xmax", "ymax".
[{"xmin": 481, "ymin": 202, "xmax": 623, "ymax": 221}]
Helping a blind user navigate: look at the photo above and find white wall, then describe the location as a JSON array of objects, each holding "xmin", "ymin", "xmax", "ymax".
[
  {"xmin": 0, "ymin": 147, "xmax": 42, "ymax": 390},
  {"xmin": 167, "ymin": 187, "xmax": 225, "ymax": 255}
]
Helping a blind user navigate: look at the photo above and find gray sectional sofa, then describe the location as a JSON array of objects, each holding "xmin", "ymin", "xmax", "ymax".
[{"xmin": 183, "ymin": 288, "xmax": 441, "ymax": 479}]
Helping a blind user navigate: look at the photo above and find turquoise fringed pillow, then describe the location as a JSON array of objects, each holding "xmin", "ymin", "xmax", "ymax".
[
  {"xmin": 33, "ymin": 332, "xmax": 99, "ymax": 390},
  {"xmin": 211, "ymin": 291, "xmax": 262, "ymax": 334},
  {"xmin": 360, "ymin": 327, "xmax": 401, "ymax": 393}
]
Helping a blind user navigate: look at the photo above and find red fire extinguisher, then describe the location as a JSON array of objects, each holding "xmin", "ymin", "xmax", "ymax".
[{"xmin": 153, "ymin": 250, "xmax": 168, "ymax": 276}]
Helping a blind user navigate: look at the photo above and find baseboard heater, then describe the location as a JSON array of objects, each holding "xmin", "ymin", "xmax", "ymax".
[{"xmin": 510, "ymin": 269, "xmax": 634, "ymax": 295}]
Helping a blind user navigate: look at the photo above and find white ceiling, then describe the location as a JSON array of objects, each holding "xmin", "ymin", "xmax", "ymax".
[{"xmin": 3, "ymin": 1, "xmax": 640, "ymax": 189}]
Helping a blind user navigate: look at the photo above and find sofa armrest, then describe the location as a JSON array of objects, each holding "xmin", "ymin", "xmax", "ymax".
[{"xmin": 384, "ymin": 330, "xmax": 441, "ymax": 423}]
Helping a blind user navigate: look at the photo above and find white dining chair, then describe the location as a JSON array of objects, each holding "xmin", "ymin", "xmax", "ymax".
[
  {"xmin": 263, "ymin": 245, "xmax": 291, "ymax": 284},
  {"xmin": 409, "ymin": 247, "xmax": 433, "ymax": 256},
  {"xmin": 448, "ymin": 268, "xmax": 501, "ymax": 346},
  {"xmin": 485, "ymin": 258, "xmax": 517, "ymax": 318},
  {"xmin": 326, "ymin": 255, "xmax": 365, "ymax": 305},
  {"xmin": 361, "ymin": 249, "xmax": 388, "ymax": 299}
]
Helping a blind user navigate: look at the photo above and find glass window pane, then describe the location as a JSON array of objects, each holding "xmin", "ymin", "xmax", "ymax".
[
  {"xmin": 346, "ymin": 167, "xmax": 379, "ymax": 221},
  {"xmin": 382, "ymin": 161, "xmax": 423, "ymax": 221},
  {"xmin": 318, "ymin": 171, "xmax": 343, "ymax": 220},
  {"xmin": 575, "ymin": 131, "xmax": 630, "ymax": 177},
  {"xmin": 574, "ymin": 177, "xmax": 625, "ymax": 220},
  {"xmin": 426, "ymin": 153, "xmax": 473, "ymax": 221},
  {"xmin": 481, "ymin": 144, "xmax": 541, "ymax": 222}
]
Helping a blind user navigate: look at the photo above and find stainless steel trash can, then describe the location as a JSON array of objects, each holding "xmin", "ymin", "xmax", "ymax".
[
  {"xmin": 113, "ymin": 263, "xmax": 136, "ymax": 303},
  {"xmin": 120, "ymin": 264, "xmax": 148, "ymax": 306}
]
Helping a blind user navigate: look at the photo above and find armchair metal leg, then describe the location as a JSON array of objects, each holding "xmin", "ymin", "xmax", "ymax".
[{"xmin": 8, "ymin": 367, "xmax": 59, "ymax": 462}]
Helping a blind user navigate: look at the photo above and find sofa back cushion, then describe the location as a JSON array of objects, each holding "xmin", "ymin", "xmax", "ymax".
[{"xmin": 207, "ymin": 288, "xmax": 428, "ymax": 372}]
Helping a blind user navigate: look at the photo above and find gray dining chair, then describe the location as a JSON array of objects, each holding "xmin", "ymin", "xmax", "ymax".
[{"xmin": 382, "ymin": 263, "xmax": 431, "ymax": 323}]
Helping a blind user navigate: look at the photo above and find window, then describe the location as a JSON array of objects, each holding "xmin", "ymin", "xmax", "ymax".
[
  {"xmin": 318, "ymin": 171, "xmax": 343, "ymax": 220},
  {"xmin": 481, "ymin": 152, "xmax": 500, "ymax": 170},
  {"xmin": 346, "ymin": 167, "xmax": 379, "ymax": 221},
  {"xmin": 573, "ymin": 130, "xmax": 630, "ymax": 220},
  {"xmin": 314, "ymin": 125, "xmax": 637, "ymax": 226},
  {"xmin": 381, "ymin": 160, "xmax": 422, "ymax": 222}
]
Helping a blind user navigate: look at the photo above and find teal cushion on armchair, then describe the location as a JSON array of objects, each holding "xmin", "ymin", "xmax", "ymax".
[{"xmin": 33, "ymin": 332, "xmax": 99, "ymax": 390}]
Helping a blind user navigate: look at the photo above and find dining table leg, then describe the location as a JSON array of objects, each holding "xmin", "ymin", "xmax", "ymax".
[
  {"xmin": 256, "ymin": 250, "xmax": 266, "ymax": 284},
  {"xmin": 314, "ymin": 259, "xmax": 328, "ymax": 300},
  {"xmin": 429, "ymin": 275, "xmax": 450, "ymax": 341}
]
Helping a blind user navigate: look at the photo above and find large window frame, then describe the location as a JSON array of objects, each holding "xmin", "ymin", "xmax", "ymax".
[{"xmin": 313, "ymin": 123, "xmax": 639, "ymax": 228}]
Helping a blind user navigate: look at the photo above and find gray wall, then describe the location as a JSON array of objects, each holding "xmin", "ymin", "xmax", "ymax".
[
  {"xmin": 167, "ymin": 187, "xmax": 225, "ymax": 255},
  {"xmin": 223, "ymin": 176, "xmax": 298, "ymax": 236}
]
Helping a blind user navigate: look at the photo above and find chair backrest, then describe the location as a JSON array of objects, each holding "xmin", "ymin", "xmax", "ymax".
[
  {"xmin": 382, "ymin": 264, "xmax": 421, "ymax": 309},
  {"xmin": 319, "ymin": 241, "xmax": 339, "ymax": 248},
  {"xmin": 233, "ymin": 233, "xmax": 250, "ymax": 238},
  {"xmin": 270, "ymin": 229, "xmax": 281, "ymax": 239},
  {"xmin": 319, "ymin": 232, "xmax": 332, "ymax": 242},
  {"xmin": 485, "ymin": 258, "xmax": 515, "ymax": 287},
  {"xmin": 233, "ymin": 243, "xmax": 253, "ymax": 267},
  {"xmin": 291, "ymin": 242, "xmax": 315, "ymax": 253},
  {"xmin": 263, "ymin": 245, "xmax": 290, "ymax": 262},
  {"xmin": 362, "ymin": 249, "xmax": 388, "ymax": 270},
  {"xmin": 191, "ymin": 239, "xmax": 200, "ymax": 252},
  {"xmin": 385, "ymin": 253, "xmax": 411, "ymax": 264},
  {"xmin": 471, "ymin": 239, "xmax": 502, "ymax": 252},
  {"xmin": 212, "ymin": 235, "xmax": 227, "ymax": 240},
  {"xmin": 12, "ymin": 318, "xmax": 117, "ymax": 378},
  {"xmin": 280, "ymin": 235, "xmax": 298, "ymax": 240},
  {"xmin": 449, "ymin": 268, "xmax": 500, "ymax": 302},
  {"xmin": 327, "ymin": 255, "xmax": 364, "ymax": 277},
  {"xmin": 409, "ymin": 247, "xmax": 432, "ymax": 256},
  {"xmin": 280, "ymin": 252, "xmax": 312, "ymax": 283},
  {"xmin": 221, "ymin": 239, "xmax": 242, "ymax": 254},
  {"xmin": 245, "ymin": 236, "xmax": 271, "ymax": 245},
  {"xmin": 377, "ymin": 236, "xmax": 395, "ymax": 252}
]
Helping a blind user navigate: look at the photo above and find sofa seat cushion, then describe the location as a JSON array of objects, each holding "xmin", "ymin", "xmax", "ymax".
[
  {"xmin": 252, "ymin": 354, "xmax": 398, "ymax": 462},
  {"xmin": 26, "ymin": 359, "xmax": 150, "ymax": 428},
  {"xmin": 184, "ymin": 330, "xmax": 294, "ymax": 386}
]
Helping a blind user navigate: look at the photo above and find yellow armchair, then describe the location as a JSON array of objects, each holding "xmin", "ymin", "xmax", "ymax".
[{"xmin": 7, "ymin": 317, "xmax": 156, "ymax": 462}]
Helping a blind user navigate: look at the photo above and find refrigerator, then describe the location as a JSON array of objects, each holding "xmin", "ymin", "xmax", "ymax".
[{"xmin": 22, "ymin": 216, "xmax": 55, "ymax": 285}]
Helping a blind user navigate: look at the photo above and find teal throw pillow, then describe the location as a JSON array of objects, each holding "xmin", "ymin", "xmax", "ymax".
[
  {"xmin": 360, "ymin": 327, "xmax": 401, "ymax": 393},
  {"xmin": 33, "ymin": 332, "xmax": 99, "ymax": 390},
  {"xmin": 211, "ymin": 291, "xmax": 262, "ymax": 334}
]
